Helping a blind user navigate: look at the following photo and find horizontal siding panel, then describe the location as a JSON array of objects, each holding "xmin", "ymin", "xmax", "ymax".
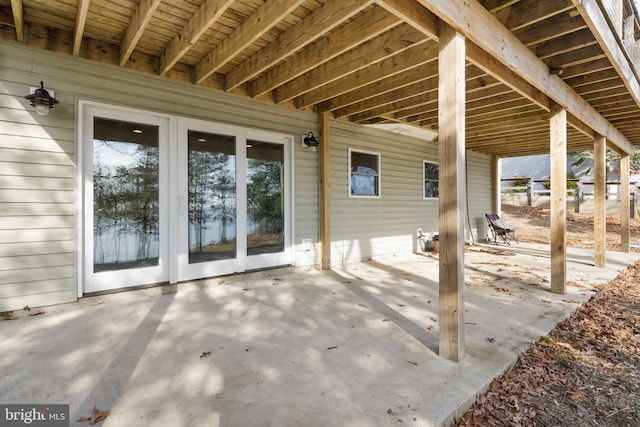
[
  {"xmin": 0, "ymin": 289, "xmax": 77, "ymax": 311},
  {"xmin": 0, "ymin": 265, "xmax": 75, "ymax": 285},
  {"xmin": 0, "ymin": 240, "xmax": 75, "ymax": 257},
  {"xmin": 0, "ymin": 278, "xmax": 75, "ymax": 299},
  {"xmin": 0, "ymin": 216, "xmax": 75, "ymax": 230},
  {"xmin": 0, "ymin": 189, "xmax": 75, "ymax": 203},
  {"xmin": 0, "ymin": 45, "xmax": 32, "ymax": 72},
  {"xmin": 0, "ymin": 228, "xmax": 75, "ymax": 244},
  {"xmin": 0, "ymin": 134, "xmax": 75, "ymax": 153},
  {"xmin": 0, "ymin": 148, "xmax": 75, "ymax": 166},
  {"xmin": 0, "ymin": 253, "xmax": 75, "ymax": 272},
  {"xmin": 0, "ymin": 120, "xmax": 74, "ymax": 141},
  {"xmin": 0, "ymin": 176, "xmax": 75, "ymax": 190},
  {"xmin": 0, "ymin": 202, "xmax": 75, "ymax": 216},
  {"xmin": 0, "ymin": 162, "xmax": 75, "ymax": 178}
]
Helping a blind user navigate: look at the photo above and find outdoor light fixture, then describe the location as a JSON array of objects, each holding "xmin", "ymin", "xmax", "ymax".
[
  {"xmin": 303, "ymin": 131, "xmax": 319, "ymax": 148},
  {"xmin": 24, "ymin": 81, "xmax": 59, "ymax": 116}
]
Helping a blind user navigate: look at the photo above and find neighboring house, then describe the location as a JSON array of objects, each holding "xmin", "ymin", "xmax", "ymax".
[{"xmin": 1, "ymin": 0, "xmax": 640, "ymax": 360}]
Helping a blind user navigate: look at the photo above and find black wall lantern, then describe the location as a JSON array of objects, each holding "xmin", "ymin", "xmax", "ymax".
[
  {"xmin": 24, "ymin": 81, "xmax": 59, "ymax": 116},
  {"xmin": 303, "ymin": 131, "xmax": 319, "ymax": 148}
]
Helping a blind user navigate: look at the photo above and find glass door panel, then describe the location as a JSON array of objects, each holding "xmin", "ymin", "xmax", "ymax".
[
  {"xmin": 188, "ymin": 131, "xmax": 237, "ymax": 263},
  {"xmin": 82, "ymin": 104, "xmax": 169, "ymax": 293},
  {"xmin": 93, "ymin": 118, "xmax": 160, "ymax": 272},
  {"xmin": 246, "ymin": 140, "xmax": 285, "ymax": 256}
]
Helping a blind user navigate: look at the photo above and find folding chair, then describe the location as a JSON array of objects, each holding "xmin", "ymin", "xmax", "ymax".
[{"xmin": 485, "ymin": 213, "xmax": 518, "ymax": 245}]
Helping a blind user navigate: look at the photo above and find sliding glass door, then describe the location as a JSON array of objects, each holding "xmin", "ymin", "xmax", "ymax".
[{"xmin": 82, "ymin": 106, "xmax": 293, "ymax": 292}]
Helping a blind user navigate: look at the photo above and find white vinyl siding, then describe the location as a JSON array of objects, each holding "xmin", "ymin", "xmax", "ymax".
[{"xmin": 0, "ymin": 41, "xmax": 318, "ymax": 310}]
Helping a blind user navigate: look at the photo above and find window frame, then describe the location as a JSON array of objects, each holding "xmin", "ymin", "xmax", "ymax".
[
  {"xmin": 348, "ymin": 148, "xmax": 381, "ymax": 198},
  {"xmin": 423, "ymin": 160, "xmax": 439, "ymax": 200}
]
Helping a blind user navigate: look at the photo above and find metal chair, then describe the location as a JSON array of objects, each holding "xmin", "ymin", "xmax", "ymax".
[{"xmin": 485, "ymin": 213, "xmax": 518, "ymax": 245}]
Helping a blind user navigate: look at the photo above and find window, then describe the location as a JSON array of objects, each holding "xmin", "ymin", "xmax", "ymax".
[
  {"xmin": 423, "ymin": 161, "xmax": 439, "ymax": 199},
  {"xmin": 349, "ymin": 149, "xmax": 380, "ymax": 197}
]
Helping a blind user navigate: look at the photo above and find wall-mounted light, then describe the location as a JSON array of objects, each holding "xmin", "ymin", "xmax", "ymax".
[
  {"xmin": 24, "ymin": 81, "xmax": 59, "ymax": 116},
  {"xmin": 303, "ymin": 131, "xmax": 319, "ymax": 148}
]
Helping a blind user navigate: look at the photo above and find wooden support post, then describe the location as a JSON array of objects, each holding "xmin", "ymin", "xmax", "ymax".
[
  {"xmin": 594, "ymin": 135, "xmax": 606, "ymax": 268},
  {"xmin": 550, "ymin": 102, "xmax": 567, "ymax": 294},
  {"xmin": 491, "ymin": 156, "xmax": 501, "ymax": 216},
  {"xmin": 620, "ymin": 154, "xmax": 631, "ymax": 252},
  {"xmin": 438, "ymin": 22, "xmax": 465, "ymax": 361},
  {"xmin": 319, "ymin": 112, "xmax": 332, "ymax": 270}
]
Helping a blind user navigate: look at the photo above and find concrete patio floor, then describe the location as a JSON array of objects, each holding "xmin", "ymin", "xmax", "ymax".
[{"xmin": 1, "ymin": 242, "xmax": 638, "ymax": 426}]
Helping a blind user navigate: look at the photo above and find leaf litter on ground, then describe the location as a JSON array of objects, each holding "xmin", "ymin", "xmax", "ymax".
[{"xmin": 454, "ymin": 204, "xmax": 640, "ymax": 426}]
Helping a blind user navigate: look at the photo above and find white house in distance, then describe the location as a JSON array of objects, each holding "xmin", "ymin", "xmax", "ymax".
[{"xmin": 2, "ymin": 0, "xmax": 640, "ymax": 361}]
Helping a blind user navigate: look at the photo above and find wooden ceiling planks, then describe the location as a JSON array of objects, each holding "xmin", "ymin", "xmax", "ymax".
[{"xmin": 2, "ymin": 0, "xmax": 640, "ymax": 158}]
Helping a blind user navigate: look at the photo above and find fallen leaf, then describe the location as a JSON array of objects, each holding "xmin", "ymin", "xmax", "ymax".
[
  {"xmin": 485, "ymin": 337, "xmax": 496, "ymax": 343},
  {"xmin": 427, "ymin": 325, "xmax": 434, "ymax": 331},
  {"xmin": 28, "ymin": 310, "xmax": 46, "ymax": 316},
  {"xmin": 326, "ymin": 345, "xmax": 338, "ymax": 350},
  {"xmin": 358, "ymin": 303, "xmax": 367, "ymax": 308},
  {"xmin": 242, "ymin": 287, "xmax": 251, "ymax": 291},
  {"xmin": 2, "ymin": 315, "xmax": 17, "ymax": 321},
  {"xmin": 78, "ymin": 407, "xmax": 110, "ymax": 424},
  {"xmin": 569, "ymin": 390, "xmax": 587, "ymax": 401},
  {"xmin": 397, "ymin": 304, "xmax": 406, "ymax": 307},
  {"xmin": 563, "ymin": 299, "xmax": 580, "ymax": 304},
  {"xmin": 90, "ymin": 301, "xmax": 106, "ymax": 307},
  {"xmin": 408, "ymin": 360, "xmax": 418, "ymax": 366},
  {"xmin": 495, "ymin": 287, "xmax": 509, "ymax": 293},
  {"xmin": 200, "ymin": 351, "xmax": 212, "ymax": 359}
]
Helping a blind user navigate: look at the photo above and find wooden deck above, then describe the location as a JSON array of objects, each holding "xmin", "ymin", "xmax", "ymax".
[{"xmin": 2, "ymin": 0, "xmax": 640, "ymax": 157}]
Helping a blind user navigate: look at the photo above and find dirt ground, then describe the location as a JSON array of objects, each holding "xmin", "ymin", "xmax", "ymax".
[{"xmin": 454, "ymin": 204, "xmax": 640, "ymax": 427}]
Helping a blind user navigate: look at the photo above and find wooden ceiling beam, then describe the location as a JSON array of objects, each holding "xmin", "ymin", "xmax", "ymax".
[
  {"xmin": 466, "ymin": 41, "xmax": 549, "ymax": 110},
  {"xmin": 534, "ymin": 28, "xmax": 596, "ymax": 59},
  {"xmin": 582, "ymin": 85, "xmax": 629, "ymax": 102},
  {"xmin": 251, "ymin": 6, "xmax": 401, "ymax": 97},
  {"xmin": 333, "ymin": 55, "xmax": 478, "ymax": 113},
  {"xmin": 514, "ymin": 13, "xmax": 586, "ymax": 47},
  {"xmin": 72, "ymin": 0, "xmax": 90, "ymax": 55},
  {"xmin": 120, "ymin": 0, "xmax": 162, "ymax": 66},
  {"xmin": 466, "ymin": 110, "xmax": 548, "ymax": 131},
  {"xmin": 560, "ymin": 57, "xmax": 612, "ymax": 78},
  {"xmin": 547, "ymin": 47, "xmax": 606, "ymax": 70},
  {"xmin": 564, "ymin": 68, "xmax": 620, "ymax": 88},
  {"xmin": 573, "ymin": 78, "xmax": 625, "ymax": 96},
  {"xmin": 10, "ymin": 0, "xmax": 23, "ymax": 42},
  {"xmin": 159, "ymin": 0, "xmax": 234, "ymax": 76},
  {"xmin": 480, "ymin": 0, "xmax": 522, "ymax": 14},
  {"xmin": 343, "ymin": 70, "xmax": 503, "ymax": 121},
  {"xmin": 502, "ymin": 0, "xmax": 575, "ymax": 32},
  {"xmin": 376, "ymin": 0, "xmax": 439, "ymax": 38},
  {"xmin": 225, "ymin": 0, "xmax": 374, "ymax": 91},
  {"xmin": 345, "ymin": 79, "xmax": 438, "ymax": 120},
  {"xmin": 413, "ymin": 0, "xmax": 635, "ymax": 154},
  {"xmin": 329, "ymin": 65, "xmax": 438, "ymax": 117},
  {"xmin": 194, "ymin": 0, "xmax": 306, "ymax": 84},
  {"xmin": 293, "ymin": 40, "xmax": 437, "ymax": 107}
]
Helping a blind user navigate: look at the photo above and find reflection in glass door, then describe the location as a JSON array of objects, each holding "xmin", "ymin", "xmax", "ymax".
[
  {"xmin": 188, "ymin": 131, "xmax": 237, "ymax": 263},
  {"xmin": 246, "ymin": 140, "xmax": 284, "ymax": 256},
  {"xmin": 93, "ymin": 118, "xmax": 160, "ymax": 272}
]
